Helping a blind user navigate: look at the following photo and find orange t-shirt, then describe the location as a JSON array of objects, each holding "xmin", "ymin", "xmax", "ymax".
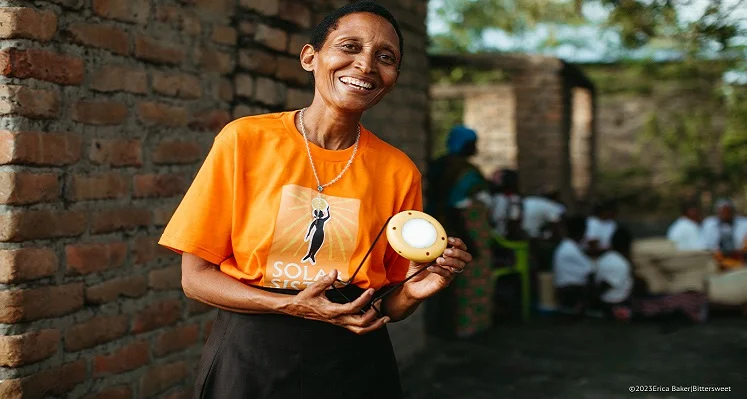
[{"xmin": 159, "ymin": 111, "xmax": 423, "ymax": 290}]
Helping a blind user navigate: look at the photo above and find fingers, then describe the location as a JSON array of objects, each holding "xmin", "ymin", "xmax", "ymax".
[
  {"xmin": 300, "ymin": 269, "xmax": 339, "ymax": 297},
  {"xmin": 332, "ymin": 288, "xmax": 375, "ymax": 315},
  {"xmin": 345, "ymin": 314, "xmax": 390, "ymax": 335},
  {"xmin": 427, "ymin": 265, "xmax": 454, "ymax": 280},
  {"xmin": 448, "ymin": 236, "xmax": 467, "ymax": 251}
]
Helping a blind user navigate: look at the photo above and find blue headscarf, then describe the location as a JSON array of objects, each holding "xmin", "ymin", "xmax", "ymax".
[{"xmin": 446, "ymin": 125, "xmax": 477, "ymax": 154}]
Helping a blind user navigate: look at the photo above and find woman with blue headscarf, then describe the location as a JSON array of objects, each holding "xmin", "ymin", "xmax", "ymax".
[{"xmin": 425, "ymin": 125, "xmax": 494, "ymax": 338}]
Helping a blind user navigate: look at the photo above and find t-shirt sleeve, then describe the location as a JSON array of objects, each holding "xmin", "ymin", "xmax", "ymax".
[
  {"xmin": 385, "ymin": 175, "xmax": 424, "ymax": 283},
  {"xmin": 158, "ymin": 128, "xmax": 236, "ymax": 265}
]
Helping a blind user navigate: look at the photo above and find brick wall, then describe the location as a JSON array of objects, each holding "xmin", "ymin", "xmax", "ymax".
[
  {"xmin": 0, "ymin": 0, "xmax": 429, "ymax": 397},
  {"xmin": 464, "ymin": 85, "xmax": 517, "ymax": 175}
]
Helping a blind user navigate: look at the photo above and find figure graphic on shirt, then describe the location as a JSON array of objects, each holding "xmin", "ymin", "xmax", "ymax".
[{"xmin": 302, "ymin": 203, "xmax": 331, "ymax": 265}]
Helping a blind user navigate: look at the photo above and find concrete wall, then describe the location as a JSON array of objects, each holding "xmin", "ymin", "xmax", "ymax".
[{"xmin": 0, "ymin": 0, "xmax": 429, "ymax": 397}]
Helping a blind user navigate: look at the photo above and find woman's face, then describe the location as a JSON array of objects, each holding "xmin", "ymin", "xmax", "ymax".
[{"xmin": 301, "ymin": 12, "xmax": 401, "ymax": 113}]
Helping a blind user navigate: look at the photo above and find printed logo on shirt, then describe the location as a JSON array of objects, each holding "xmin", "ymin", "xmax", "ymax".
[{"xmin": 265, "ymin": 184, "xmax": 360, "ymax": 289}]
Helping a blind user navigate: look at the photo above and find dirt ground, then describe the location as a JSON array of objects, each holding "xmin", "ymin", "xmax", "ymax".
[{"xmin": 401, "ymin": 315, "xmax": 746, "ymax": 399}]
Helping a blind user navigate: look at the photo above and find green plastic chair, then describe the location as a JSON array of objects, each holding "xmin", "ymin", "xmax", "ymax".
[{"xmin": 492, "ymin": 233, "xmax": 531, "ymax": 322}]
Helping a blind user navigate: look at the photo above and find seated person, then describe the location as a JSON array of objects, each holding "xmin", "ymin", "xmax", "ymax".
[
  {"xmin": 553, "ymin": 215, "xmax": 595, "ymax": 312},
  {"xmin": 595, "ymin": 227, "xmax": 634, "ymax": 321},
  {"xmin": 489, "ymin": 169, "xmax": 524, "ymax": 240},
  {"xmin": 701, "ymin": 199, "xmax": 747, "ymax": 270},
  {"xmin": 522, "ymin": 191, "xmax": 566, "ymax": 240},
  {"xmin": 584, "ymin": 200, "xmax": 619, "ymax": 256},
  {"xmin": 667, "ymin": 200, "xmax": 706, "ymax": 251}
]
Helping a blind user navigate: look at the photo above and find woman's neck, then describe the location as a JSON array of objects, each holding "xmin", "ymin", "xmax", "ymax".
[{"xmin": 298, "ymin": 100, "xmax": 362, "ymax": 150}]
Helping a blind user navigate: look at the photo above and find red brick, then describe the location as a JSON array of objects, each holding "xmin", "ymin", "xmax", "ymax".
[
  {"xmin": 68, "ymin": 173, "xmax": 128, "ymax": 201},
  {"xmin": 0, "ymin": 248, "xmax": 58, "ymax": 283},
  {"xmin": 135, "ymin": 35, "xmax": 185, "ymax": 65},
  {"xmin": 154, "ymin": 324, "xmax": 199, "ymax": 357},
  {"xmin": 50, "ymin": 0, "xmax": 84, "ymax": 9},
  {"xmin": 211, "ymin": 25, "xmax": 237, "ymax": 46},
  {"xmin": 65, "ymin": 241, "xmax": 127, "ymax": 275},
  {"xmin": 0, "ymin": 283, "xmax": 84, "ymax": 323},
  {"xmin": 0, "ymin": 359, "xmax": 86, "ymax": 398},
  {"xmin": 191, "ymin": 109, "xmax": 232, "ymax": 132},
  {"xmin": 155, "ymin": 6, "xmax": 201, "ymax": 36},
  {"xmin": 218, "ymin": 78, "xmax": 233, "ymax": 101},
  {"xmin": 0, "ymin": 131, "xmax": 81, "ymax": 166},
  {"xmin": 66, "ymin": 23, "xmax": 129, "ymax": 55},
  {"xmin": 0, "ymin": 48, "xmax": 84, "ymax": 85},
  {"xmin": 132, "ymin": 299, "xmax": 182, "ymax": 333},
  {"xmin": 0, "ymin": 329, "xmax": 59, "ymax": 367},
  {"xmin": 134, "ymin": 235, "xmax": 175, "ymax": 265},
  {"xmin": 289, "ymin": 33, "xmax": 307, "ymax": 56},
  {"xmin": 255, "ymin": 24, "xmax": 287, "ymax": 52},
  {"xmin": 136, "ymin": 101, "xmax": 188, "ymax": 127},
  {"xmin": 240, "ymin": 0, "xmax": 279, "ymax": 16},
  {"xmin": 0, "ymin": 171, "xmax": 59, "ymax": 205},
  {"xmin": 0, "ymin": 8, "xmax": 57, "ymax": 42},
  {"xmin": 154, "ymin": 204, "xmax": 176, "ymax": 227},
  {"xmin": 64, "ymin": 315, "xmax": 129, "ymax": 351},
  {"xmin": 149, "ymin": 266, "xmax": 181, "ymax": 291},
  {"xmin": 139, "ymin": 361, "xmax": 188, "ymax": 398},
  {"xmin": 238, "ymin": 48, "xmax": 278, "ymax": 75},
  {"xmin": 91, "ymin": 207, "xmax": 151, "ymax": 234},
  {"xmin": 279, "ymin": 0, "xmax": 312, "ymax": 28},
  {"xmin": 235, "ymin": 74, "xmax": 253, "ymax": 98},
  {"xmin": 81, "ymin": 385, "xmax": 132, "ymax": 399},
  {"xmin": 197, "ymin": 47, "xmax": 234, "ymax": 74},
  {"xmin": 73, "ymin": 100, "xmax": 128, "ymax": 125},
  {"xmin": 86, "ymin": 275, "xmax": 148, "ymax": 304},
  {"xmin": 152, "ymin": 141, "xmax": 201, "ymax": 164},
  {"xmin": 276, "ymin": 56, "xmax": 309, "ymax": 85},
  {"xmin": 89, "ymin": 138, "xmax": 142, "ymax": 167},
  {"xmin": 133, "ymin": 173, "xmax": 187, "ymax": 198},
  {"xmin": 194, "ymin": 0, "xmax": 234, "ymax": 16},
  {"xmin": 285, "ymin": 88, "xmax": 313, "ymax": 110},
  {"xmin": 0, "ymin": 85, "xmax": 60, "ymax": 119},
  {"xmin": 204, "ymin": 319, "xmax": 215, "ymax": 341},
  {"xmin": 0, "ymin": 210, "xmax": 87, "ymax": 242},
  {"xmin": 187, "ymin": 299, "xmax": 213, "ymax": 315},
  {"xmin": 91, "ymin": 65, "xmax": 147, "ymax": 94},
  {"xmin": 93, "ymin": 0, "xmax": 150, "ymax": 24},
  {"xmin": 93, "ymin": 341, "xmax": 149, "ymax": 377},
  {"xmin": 152, "ymin": 71, "xmax": 203, "ymax": 99}
]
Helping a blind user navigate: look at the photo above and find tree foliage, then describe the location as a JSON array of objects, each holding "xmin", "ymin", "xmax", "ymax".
[{"xmin": 430, "ymin": 0, "xmax": 746, "ymax": 60}]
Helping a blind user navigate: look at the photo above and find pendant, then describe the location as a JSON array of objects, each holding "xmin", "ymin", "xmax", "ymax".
[{"xmin": 317, "ymin": 185, "xmax": 324, "ymax": 193}]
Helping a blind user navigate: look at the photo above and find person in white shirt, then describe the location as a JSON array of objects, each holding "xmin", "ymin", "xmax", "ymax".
[
  {"xmin": 553, "ymin": 215, "xmax": 595, "ymax": 311},
  {"xmin": 701, "ymin": 199, "xmax": 747, "ymax": 268},
  {"xmin": 522, "ymin": 193, "xmax": 566, "ymax": 239},
  {"xmin": 667, "ymin": 200, "xmax": 706, "ymax": 251},
  {"xmin": 584, "ymin": 200, "xmax": 618, "ymax": 254},
  {"xmin": 595, "ymin": 227, "xmax": 634, "ymax": 321}
]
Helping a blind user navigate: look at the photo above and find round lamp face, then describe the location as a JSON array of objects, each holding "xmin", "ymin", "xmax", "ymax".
[
  {"xmin": 387, "ymin": 210, "xmax": 447, "ymax": 263},
  {"xmin": 401, "ymin": 218, "xmax": 437, "ymax": 248}
]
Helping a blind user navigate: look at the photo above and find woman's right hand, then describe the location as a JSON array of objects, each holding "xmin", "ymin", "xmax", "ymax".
[{"xmin": 285, "ymin": 270, "xmax": 390, "ymax": 335}]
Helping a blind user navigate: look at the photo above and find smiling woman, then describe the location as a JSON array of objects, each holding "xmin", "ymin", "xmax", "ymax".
[{"xmin": 157, "ymin": 1, "xmax": 473, "ymax": 398}]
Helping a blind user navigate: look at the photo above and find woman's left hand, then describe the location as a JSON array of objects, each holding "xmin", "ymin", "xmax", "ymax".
[{"xmin": 402, "ymin": 237, "xmax": 472, "ymax": 301}]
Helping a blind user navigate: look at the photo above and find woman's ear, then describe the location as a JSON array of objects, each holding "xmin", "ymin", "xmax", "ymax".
[{"xmin": 300, "ymin": 44, "xmax": 316, "ymax": 72}]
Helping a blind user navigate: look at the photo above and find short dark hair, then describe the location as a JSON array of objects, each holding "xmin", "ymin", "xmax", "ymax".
[
  {"xmin": 565, "ymin": 215, "xmax": 587, "ymax": 241},
  {"xmin": 610, "ymin": 226, "xmax": 633, "ymax": 255},
  {"xmin": 680, "ymin": 199, "xmax": 699, "ymax": 215},
  {"xmin": 309, "ymin": 1, "xmax": 404, "ymax": 64}
]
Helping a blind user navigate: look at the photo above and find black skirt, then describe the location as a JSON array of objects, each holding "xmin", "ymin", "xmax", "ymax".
[{"xmin": 195, "ymin": 286, "xmax": 403, "ymax": 399}]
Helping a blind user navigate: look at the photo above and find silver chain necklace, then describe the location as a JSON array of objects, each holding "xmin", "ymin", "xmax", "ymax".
[{"xmin": 299, "ymin": 108, "xmax": 360, "ymax": 193}]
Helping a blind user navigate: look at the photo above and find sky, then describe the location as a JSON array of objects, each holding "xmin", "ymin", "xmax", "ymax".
[{"xmin": 427, "ymin": 0, "xmax": 747, "ymax": 64}]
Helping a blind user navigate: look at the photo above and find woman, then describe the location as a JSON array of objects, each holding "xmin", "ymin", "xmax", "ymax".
[
  {"xmin": 158, "ymin": 2, "xmax": 472, "ymax": 398},
  {"xmin": 424, "ymin": 125, "xmax": 493, "ymax": 338}
]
